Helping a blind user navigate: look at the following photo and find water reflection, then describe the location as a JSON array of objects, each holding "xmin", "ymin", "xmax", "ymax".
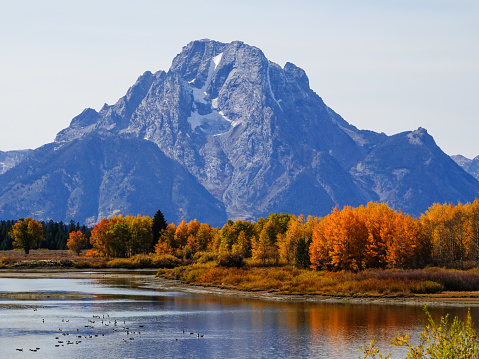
[{"xmin": 0, "ymin": 277, "xmax": 478, "ymax": 359}]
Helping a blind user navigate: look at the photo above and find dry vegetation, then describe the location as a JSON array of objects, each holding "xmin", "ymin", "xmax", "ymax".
[
  {"xmin": 2, "ymin": 249, "xmax": 479, "ymax": 298},
  {"xmin": 156, "ymin": 257, "xmax": 479, "ymax": 297},
  {"xmin": 0, "ymin": 250, "xmax": 176, "ymax": 269}
]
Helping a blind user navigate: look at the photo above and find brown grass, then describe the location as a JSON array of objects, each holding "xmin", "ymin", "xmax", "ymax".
[
  {"xmin": 0, "ymin": 250, "xmax": 182, "ymax": 269},
  {"xmin": 157, "ymin": 264, "xmax": 446, "ymax": 297}
]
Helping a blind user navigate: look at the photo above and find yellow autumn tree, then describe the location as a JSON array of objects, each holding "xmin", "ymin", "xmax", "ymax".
[
  {"xmin": 277, "ymin": 215, "xmax": 303, "ymax": 264},
  {"xmin": 9, "ymin": 217, "xmax": 44, "ymax": 255},
  {"xmin": 196, "ymin": 223, "xmax": 212, "ymax": 251}
]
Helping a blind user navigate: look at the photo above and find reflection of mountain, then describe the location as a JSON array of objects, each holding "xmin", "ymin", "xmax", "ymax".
[{"xmin": 0, "ymin": 39, "xmax": 478, "ymax": 225}]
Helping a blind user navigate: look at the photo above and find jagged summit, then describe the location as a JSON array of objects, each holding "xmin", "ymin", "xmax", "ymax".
[{"xmin": 1, "ymin": 39, "xmax": 478, "ymax": 225}]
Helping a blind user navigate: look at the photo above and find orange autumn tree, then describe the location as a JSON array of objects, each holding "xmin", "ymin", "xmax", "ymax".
[
  {"xmin": 90, "ymin": 218, "xmax": 112, "ymax": 257},
  {"xmin": 310, "ymin": 203, "xmax": 429, "ymax": 271},
  {"xmin": 359, "ymin": 202, "xmax": 394, "ymax": 268},
  {"xmin": 155, "ymin": 223, "xmax": 177, "ymax": 255},
  {"xmin": 386, "ymin": 213, "xmax": 429, "ymax": 269},
  {"xmin": 330, "ymin": 206, "xmax": 368, "ymax": 271},
  {"xmin": 67, "ymin": 230, "xmax": 89, "ymax": 256},
  {"xmin": 310, "ymin": 206, "xmax": 368, "ymax": 271}
]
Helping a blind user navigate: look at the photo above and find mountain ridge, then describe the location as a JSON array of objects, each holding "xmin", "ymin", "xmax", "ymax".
[
  {"xmin": 0, "ymin": 39, "xmax": 477, "ymax": 225},
  {"xmin": 452, "ymin": 154, "xmax": 479, "ymax": 181}
]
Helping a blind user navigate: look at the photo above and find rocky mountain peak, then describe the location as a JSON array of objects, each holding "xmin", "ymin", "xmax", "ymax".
[{"xmin": 1, "ymin": 39, "xmax": 478, "ymax": 225}]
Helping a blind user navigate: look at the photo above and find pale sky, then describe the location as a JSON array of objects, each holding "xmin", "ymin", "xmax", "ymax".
[{"xmin": 1, "ymin": 0, "xmax": 478, "ymax": 157}]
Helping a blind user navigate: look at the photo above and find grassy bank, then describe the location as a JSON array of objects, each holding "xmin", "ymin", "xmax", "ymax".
[
  {"xmin": 0, "ymin": 250, "xmax": 179, "ymax": 269},
  {"xmin": 157, "ymin": 260, "xmax": 479, "ymax": 297},
  {"xmin": 3, "ymin": 250, "xmax": 479, "ymax": 298}
]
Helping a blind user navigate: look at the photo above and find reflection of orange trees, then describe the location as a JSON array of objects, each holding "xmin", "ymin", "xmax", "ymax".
[{"xmin": 310, "ymin": 304, "xmax": 421, "ymax": 357}]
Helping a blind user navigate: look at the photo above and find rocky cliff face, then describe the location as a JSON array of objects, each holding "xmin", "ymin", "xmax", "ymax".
[{"xmin": 1, "ymin": 39, "xmax": 478, "ymax": 225}]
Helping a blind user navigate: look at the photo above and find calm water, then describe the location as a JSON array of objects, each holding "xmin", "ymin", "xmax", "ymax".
[{"xmin": 0, "ymin": 276, "xmax": 478, "ymax": 359}]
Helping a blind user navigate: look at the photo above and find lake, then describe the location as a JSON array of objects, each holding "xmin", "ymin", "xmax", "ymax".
[{"xmin": 0, "ymin": 274, "xmax": 478, "ymax": 358}]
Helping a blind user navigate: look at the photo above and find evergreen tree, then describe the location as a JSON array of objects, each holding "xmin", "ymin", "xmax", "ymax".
[
  {"xmin": 295, "ymin": 238, "xmax": 311, "ymax": 269},
  {"xmin": 152, "ymin": 209, "xmax": 168, "ymax": 243}
]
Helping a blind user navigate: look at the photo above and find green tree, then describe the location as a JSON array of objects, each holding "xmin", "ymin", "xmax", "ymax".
[
  {"xmin": 295, "ymin": 237, "xmax": 311, "ymax": 269},
  {"xmin": 127, "ymin": 215, "xmax": 154, "ymax": 255},
  {"xmin": 9, "ymin": 217, "xmax": 44, "ymax": 254}
]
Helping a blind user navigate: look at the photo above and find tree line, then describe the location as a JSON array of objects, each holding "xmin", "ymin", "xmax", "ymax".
[
  {"xmin": 5, "ymin": 200, "xmax": 479, "ymax": 271},
  {"xmin": 0, "ymin": 219, "xmax": 90, "ymax": 251}
]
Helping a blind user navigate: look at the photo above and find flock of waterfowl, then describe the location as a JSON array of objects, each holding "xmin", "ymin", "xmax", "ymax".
[{"xmin": 14, "ymin": 309, "xmax": 205, "ymax": 354}]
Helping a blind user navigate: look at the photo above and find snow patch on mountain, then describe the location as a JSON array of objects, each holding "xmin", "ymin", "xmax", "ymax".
[
  {"xmin": 187, "ymin": 110, "xmax": 232, "ymax": 135},
  {"xmin": 213, "ymin": 52, "xmax": 223, "ymax": 69},
  {"xmin": 190, "ymin": 53, "xmax": 222, "ymax": 105},
  {"xmin": 186, "ymin": 52, "xmax": 233, "ymax": 134}
]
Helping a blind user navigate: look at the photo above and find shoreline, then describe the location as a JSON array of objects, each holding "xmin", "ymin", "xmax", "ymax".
[{"xmin": 1, "ymin": 269, "xmax": 479, "ymax": 306}]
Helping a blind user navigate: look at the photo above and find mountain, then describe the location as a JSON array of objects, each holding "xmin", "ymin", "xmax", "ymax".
[
  {"xmin": 452, "ymin": 155, "xmax": 479, "ymax": 181},
  {"xmin": 1, "ymin": 39, "xmax": 478, "ymax": 225},
  {"xmin": 0, "ymin": 133, "xmax": 226, "ymax": 226},
  {"xmin": 0, "ymin": 149, "xmax": 31, "ymax": 175}
]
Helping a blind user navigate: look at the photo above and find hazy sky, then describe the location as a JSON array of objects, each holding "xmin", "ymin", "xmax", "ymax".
[{"xmin": 1, "ymin": 0, "xmax": 478, "ymax": 157}]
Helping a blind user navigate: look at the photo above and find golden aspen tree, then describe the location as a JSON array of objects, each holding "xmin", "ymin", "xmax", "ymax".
[
  {"xmin": 127, "ymin": 215, "xmax": 154, "ymax": 255},
  {"xmin": 252, "ymin": 228, "xmax": 272, "ymax": 264},
  {"xmin": 465, "ymin": 199, "xmax": 479, "ymax": 261},
  {"xmin": 155, "ymin": 223, "xmax": 177, "ymax": 255},
  {"xmin": 187, "ymin": 219, "xmax": 200, "ymax": 239},
  {"xmin": 232, "ymin": 230, "xmax": 249, "ymax": 257},
  {"xmin": 174, "ymin": 220, "xmax": 188, "ymax": 250},
  {"xmin": 106, "ymin": 215, "xmax": 130, "ymax": 257},
  {"xmin": 9, "ymin": 217, "xmax": 44, "ymax": 255},
  {"xmin": 220, "ymin": 221, "xmax": 236, "ymax": 253},
  {"xmin": 422, "ymin": 203, "xmax": 447, "ymax": 265},
  {"xmin": 278, "ymin": 215, "xmax": 302, "ymax": 264},
  {"xmin": 196, "ymin": 223, "xmax": 212, "ymax": 251},
  {"xmin": 310, "ymin": 210, "xmax": 337, "ymax": 270}
]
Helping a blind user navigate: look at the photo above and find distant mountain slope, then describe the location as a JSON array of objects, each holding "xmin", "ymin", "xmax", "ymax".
[
  {"xmin": 0, "ymin": 134, "xmax": 227, "ymax": 226},
  {"xmin": 351, "ymin": 128, "xmax": 479, "ymax": 214},
  {"xmin": 452, "ymin": 154, "xmax": 479, "ymax": 181},
  {"xmin": 0, "ymin": 39, "xmax": 478, "ymax": 224},
  {"xmin": 0, "ymin": 149, "xmax": 31, "ymax": 174}
]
